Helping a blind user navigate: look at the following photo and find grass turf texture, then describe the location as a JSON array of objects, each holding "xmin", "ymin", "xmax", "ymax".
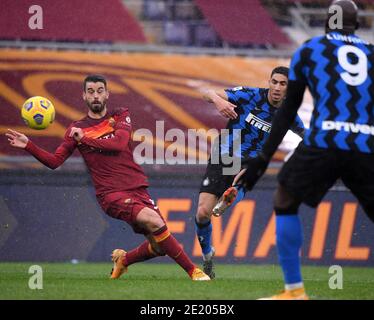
[{"xmin": 0, "ymin": 263, "xmax": 373, "ymax": 300}]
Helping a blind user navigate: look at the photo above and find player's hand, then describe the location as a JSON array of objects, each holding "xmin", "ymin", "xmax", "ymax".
[
  {"xmin": 236, "ymin": 154, "xmax": 269, "ymax": 190},
  {"xmin": 69, "ymin": 127, "xmax": 84, "ymax": 142},
  {"xmin": 215, "ymin": 100, "xmax": 238, "ymax": 119},
  {"xmin": 5, "ymin": 129, "xmax": 29, "ymax": 149}
]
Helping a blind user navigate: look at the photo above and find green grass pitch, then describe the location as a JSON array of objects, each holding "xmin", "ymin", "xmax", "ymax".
[{"xmin": 0, "ymin": 263, "xmax": 373, "ymax": 300}]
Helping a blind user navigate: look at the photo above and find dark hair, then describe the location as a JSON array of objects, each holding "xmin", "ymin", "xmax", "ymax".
[
  {"xmin": 271, "ymin": 66, "xmax": 289, "ymax": 78},
  {"xmin": 83, "ymin": 74, "xmax": 107, "ymax": 91}
]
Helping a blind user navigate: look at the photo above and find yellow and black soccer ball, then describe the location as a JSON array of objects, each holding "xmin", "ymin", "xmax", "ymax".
[{"xmin": 21, "ymin": 96, "xmax": 55, "ymax": 130}]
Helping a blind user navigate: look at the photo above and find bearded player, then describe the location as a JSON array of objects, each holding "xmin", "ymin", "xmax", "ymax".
[{"xmin": 6, "ymin": 74, "xmax": 210, "ymax": 281}]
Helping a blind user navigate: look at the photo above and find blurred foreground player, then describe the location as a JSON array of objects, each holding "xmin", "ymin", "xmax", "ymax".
[
  {"xmin": 6, "ymin": 74, "xmax": 210, "ymax": 281},
  {"xmin": 237, "ymin": 0, "xmax": 374, "ymax": 299},
  {"xmin": 195, "ymin": 67, "xmax": 304, "ymax": 279}
]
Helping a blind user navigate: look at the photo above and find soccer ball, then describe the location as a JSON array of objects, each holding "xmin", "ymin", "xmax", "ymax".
[{"xmin": 21, "ymin": 96, "xmax": 55, "ymax": 130}]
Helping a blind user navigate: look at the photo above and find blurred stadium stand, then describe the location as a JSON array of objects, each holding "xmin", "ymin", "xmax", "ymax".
[
  {"xmin": 261, "ymin": 0, "xmax": 374, "ymax": 45},
  {"xmin": 2, "ymin": 0, "xmax": 374, "ymax": 169},
  {"xmin": 5, "ymin": 0, "xmax": 374, "ymax": 169},
  {"xmin": 1, "ymin": 0, "xmax": 374, "ymax": 50},
  {"xmin": 0, "ymin": 0, "xmax": 146, "ymax": 43},
  {"xmin": 195, "ymin": 0, "xmax": 290, "ymax": 48}
]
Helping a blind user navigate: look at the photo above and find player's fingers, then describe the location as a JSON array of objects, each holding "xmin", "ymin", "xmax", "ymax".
[
  {"xmin": 7, "ymin": 129, "xmax": 21, "ymax": 136},
  {"xmin": 220, "ymin": 110, "xmax": 229, "ymax": 118},
  {"xmin": 228, "ymin": 109, "xmax": 237, "ymax": 119},
  {"xmin": 225, "ymin": 111, "xmax": 234, "ymax": 119},
  {"xmin": 224, "ymin": 107, "xmax": 237, "ymax": 119},
  {"xmin": 5, "ymin": 133, "xmax": 17, "ymax": 140},
  {"xmin": 69, "ymin": 128, "xmax": 77, "ymax": 137}
]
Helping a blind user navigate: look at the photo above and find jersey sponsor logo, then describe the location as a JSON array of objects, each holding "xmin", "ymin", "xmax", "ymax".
[
  {"xmin": 99, "ymin": 132, "xmax": 115, "ymax": 139},
  {"xmin": 322, "ymin": 120, "xmax": 374, "ymax": 135},
  {"xmin": 245, "ymin": 113, "xmax": 271, "ymax": 133}
]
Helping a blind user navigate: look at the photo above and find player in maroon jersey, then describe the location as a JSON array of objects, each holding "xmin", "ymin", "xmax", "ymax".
[{"xmin": 6, "ymin": 74, "xmax": 210, "ymax": 281}]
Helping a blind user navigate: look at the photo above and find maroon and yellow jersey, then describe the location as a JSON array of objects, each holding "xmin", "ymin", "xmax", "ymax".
[{"xmin": 25, "ymin": 107, "xmax": 149, "ymax": 198}]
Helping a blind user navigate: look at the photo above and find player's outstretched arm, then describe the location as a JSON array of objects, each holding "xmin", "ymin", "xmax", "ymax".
[
  {"xmin": 6, "ymin": 129, "xmax": 76, "ymax": 170},
  {"xmin": 202, "ymin": 88, "xmax": 237, "ymax": 119}
]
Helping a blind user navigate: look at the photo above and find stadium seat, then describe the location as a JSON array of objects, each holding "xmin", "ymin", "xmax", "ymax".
[
  {"xmin": 194, "ymin": 0, "xmax": 291, "ymax": 46},
  {"xmin": 0, "ymin": 0, "xmax": 146, "ymax": 43}
]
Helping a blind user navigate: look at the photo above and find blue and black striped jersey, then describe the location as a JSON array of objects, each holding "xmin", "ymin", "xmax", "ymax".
[
  {"xmin": 219, "ymin": 86, "xmax": 304, "ymax": 160},
  {"xmin": 289, "ymin": 31, "xmax": 374, "ymax": 153}
]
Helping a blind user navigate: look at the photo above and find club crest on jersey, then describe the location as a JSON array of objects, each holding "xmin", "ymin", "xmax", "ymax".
[{"xmin": 245, "ymin": 113, "xmax": 271, "ymax": 132}]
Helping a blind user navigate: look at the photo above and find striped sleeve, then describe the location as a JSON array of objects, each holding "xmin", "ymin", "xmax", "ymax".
[{"xmin": 224, "ymin": 87, "xmax": 255, "ymax": 106}]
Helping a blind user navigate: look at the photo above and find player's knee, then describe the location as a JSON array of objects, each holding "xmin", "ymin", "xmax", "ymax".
[
  {"xmin": 148, "ymin": 216, "xmax": 165, "ymax": 232},
  {"xmin": 196, "ymin": 205, "xmax": 211, "ymax": 223},
  {"xmin": 273, "ymin": 185, "xmax": 300, "ymax": 215},
  {"xmin": 138, "ymin": 209, "xmax": 165, "ymax": 233}
]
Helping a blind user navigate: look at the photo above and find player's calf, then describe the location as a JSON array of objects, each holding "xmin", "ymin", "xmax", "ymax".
[{"xmin": 136, "ymin": 207, "xmax": 165, "ymax": 233}]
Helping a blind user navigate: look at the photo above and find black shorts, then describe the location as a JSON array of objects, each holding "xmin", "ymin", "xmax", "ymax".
[
  {"xmin": 278, "ymin": 143, "xmax": 374, "ymax": 219},
  {"xmin": 199, "ymin": 161, "xmax": 237, "ymax": 197}
]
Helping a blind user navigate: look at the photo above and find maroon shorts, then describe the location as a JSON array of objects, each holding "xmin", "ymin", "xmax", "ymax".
[{"xmin": 98, "ymin": 188, "xmax": 165, "ymax": 235}]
